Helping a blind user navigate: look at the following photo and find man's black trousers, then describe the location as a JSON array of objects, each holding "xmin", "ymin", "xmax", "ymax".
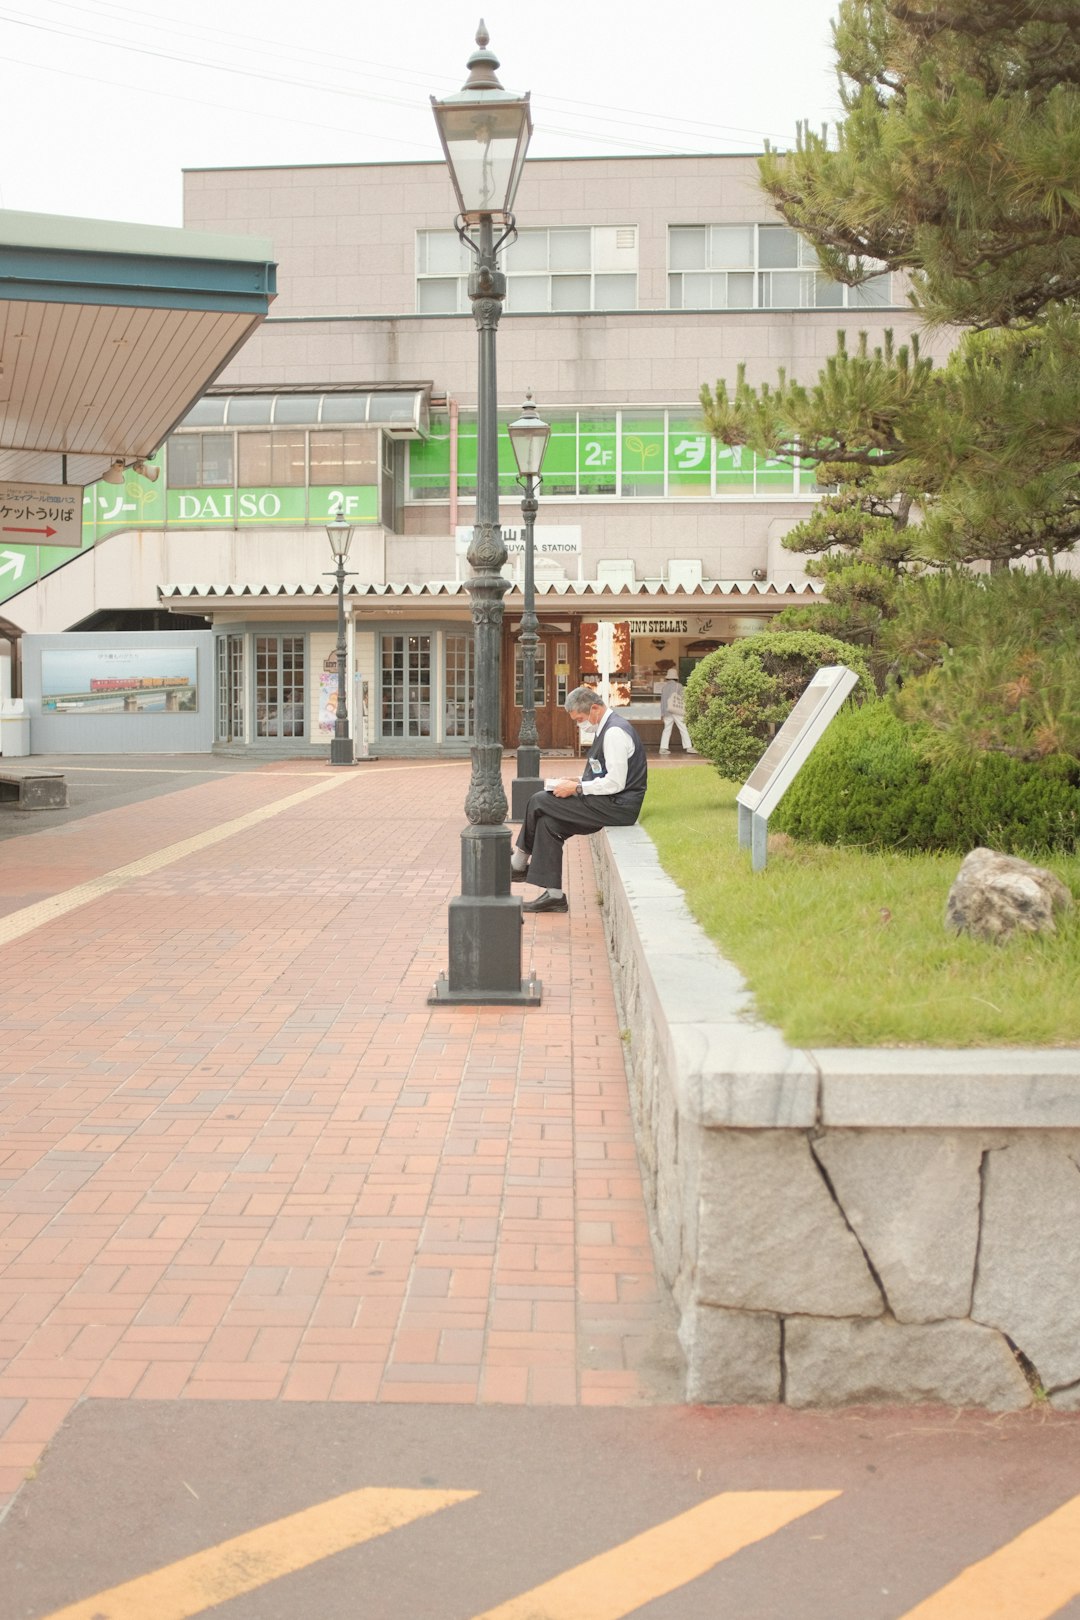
[{"xmin": 516, "ymin": 790, "xmax": 643, "ymax": 891}]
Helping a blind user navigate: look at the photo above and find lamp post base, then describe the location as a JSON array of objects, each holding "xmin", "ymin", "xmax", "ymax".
[
  {"xmin": 329, "ymin": 737, "xmax": 356, "ymax": 766},
  {"xmin": 510, "ymin": 774, "xmax": 545, "ymax": 821},
  {"xmin": 428, "ymin": 966, "xmax": 542, "ymax": 1006}
]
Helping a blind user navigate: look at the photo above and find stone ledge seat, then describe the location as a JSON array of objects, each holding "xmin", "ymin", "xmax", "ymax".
[{"xmin": 0, "ymin": 771, "xmax": 67, "ymax": 810}]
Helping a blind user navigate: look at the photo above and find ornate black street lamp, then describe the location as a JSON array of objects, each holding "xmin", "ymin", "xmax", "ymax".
[
  {"xmin": 428, "ymin": 23, "xmax": 540, "ymax": 1005},
  {"xmin": 326, "ymin": 516, "xmax": 356, "ymax": 766},
  {"xmin": 507, "ymin": 390, "xmax": 551, "ymax": 821}
]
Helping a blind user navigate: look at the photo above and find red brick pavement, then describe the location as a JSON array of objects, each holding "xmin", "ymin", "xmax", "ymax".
[{"xmin": 0, "ymin": 760, "xmax": 677, "ymax": 1507}]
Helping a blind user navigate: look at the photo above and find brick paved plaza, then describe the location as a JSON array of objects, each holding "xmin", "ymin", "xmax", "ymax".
[{"xmin": 0, "ymin": 759, "xmax": 678, "ymax": 1509}]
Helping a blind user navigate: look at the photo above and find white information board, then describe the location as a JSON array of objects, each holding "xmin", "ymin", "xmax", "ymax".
[
  {"xmin": 736, "ymin": 664, "xmax": 860, "ymax": 868},
  {"xmin": 0, "ymin": 482, "xmax": 83, "ymax": 548}
]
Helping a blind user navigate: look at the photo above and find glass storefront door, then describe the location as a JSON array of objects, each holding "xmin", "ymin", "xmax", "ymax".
[
  {"xmin": 215, "ymin": 633, "xmax": 244, "ymax": 743},
  {"xmin": 255, "ymin": 635, "xmax": 305, "ymax": 740}
]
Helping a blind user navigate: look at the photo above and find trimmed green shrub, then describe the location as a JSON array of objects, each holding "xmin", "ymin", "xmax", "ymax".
[
  {"xmin": 685, "ymin": 630, "xmax": 873, "ymax": 782},
  {"xmin": 773, "ymin": 700, "xmax": 1080, "ymax": 854}
]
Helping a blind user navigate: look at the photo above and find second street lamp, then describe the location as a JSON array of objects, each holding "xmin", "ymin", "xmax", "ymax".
[
  {"xmin": 428, "ymin": 23, "xmax": 540, "ymax": 1006},
  {"xmin": 325, "ymin": 516, "xmax": 356, "ymax": 767},
  {"xmin": 507, "ymin": 390, "xmax": 551, "ymax": 821}
]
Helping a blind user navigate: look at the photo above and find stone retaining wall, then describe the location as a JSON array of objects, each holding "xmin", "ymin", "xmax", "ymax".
[{"xmin": 594, "ymin": 825, "xmax": 1080, "ymax": 1411}]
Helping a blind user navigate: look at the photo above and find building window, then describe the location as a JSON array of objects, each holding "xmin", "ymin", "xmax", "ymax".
[
  {"xmin": 417, "ymin": 226, "xmax": 637, "ymax": 313},
  {"xmin": 309, "ymin": 429, "xmax": 379, "ymax": 485},
  {"xmin": 514, "ymin": 641, "xmax": 546, "ymax": 708},
  {"xmin": 167, "ymin": 433, "xmax": 234, "ymax": 486},
  {"xmin": 668, "ymin": 224, "xmax": 892, "ymax": 309},
  {"xmin": 237, "ymin": 431, "xmax": 306, "ymax": 486},
  {"xmin": 254, "ymin": 636, "xmax": 304, "ymax": 740}
]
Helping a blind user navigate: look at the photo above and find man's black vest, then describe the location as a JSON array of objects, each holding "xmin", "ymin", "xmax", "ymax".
[{"xmin": 585, "ymin": 712, "xmax": 648, "ymax": 809}]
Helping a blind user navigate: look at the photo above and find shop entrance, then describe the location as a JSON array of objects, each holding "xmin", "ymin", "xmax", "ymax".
[
  {"xmin": 254, "ymin": 635, "xmax": 305, "ymax": 741},
  {"xmin": 505, "ymin": 628, "xmax": 578, "ymax": 752}
]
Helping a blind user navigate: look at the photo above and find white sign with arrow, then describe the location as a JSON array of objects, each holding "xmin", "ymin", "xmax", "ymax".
[{"xmin": 0, "ymin": 481, "xmax": 83, "ymax": 548}]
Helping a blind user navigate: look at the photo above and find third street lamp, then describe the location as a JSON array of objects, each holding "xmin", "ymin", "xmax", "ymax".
[{"xmin": 507, "ymin": 390, "xmax": 551, "ymax": 821}]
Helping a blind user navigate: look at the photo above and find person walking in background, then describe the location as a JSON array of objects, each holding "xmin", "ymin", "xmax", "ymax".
[
  {"xmin": 512, "ymin": 686, "xmax": 648, "ymax": 914},
  {"xmin": 659, "ymin": 667, "xmax": 697, "ymax": 755}
]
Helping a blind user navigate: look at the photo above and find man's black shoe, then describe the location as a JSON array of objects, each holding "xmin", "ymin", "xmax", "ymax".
[{"xmin": 521, "ymin": 892, "xmax": 569, "ymax": 914}]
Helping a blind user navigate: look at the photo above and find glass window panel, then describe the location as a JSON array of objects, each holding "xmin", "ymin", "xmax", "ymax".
[
  {"xmin": 542, "ymin": 413, "xmax": 580, "ymax": 496},
  {"xmin": 419, "ymin": 230, "xmax": 468, "ymax": 273},
  {"xmin": 814, "ymin": 276, "xmax": 844, "ymax": 307},
  {"xmin": 715, "ymin": 441, "xmax": 755, "ymax": 492},
  {"xmin": 681, "ymin": 272, "xmax": 716, "ymax": 308},
  {"xmin": 755, "ymin": 452, "xmax": 797, "ymax": 493},
  {"xmin": 594, "ymin": 273, "xmax": 636, "ymax": 310},
  {"xmin": 727, "ymin": 271, "xmax": 755, "ymax": 307},
  {"xmin": 505, "ymin": 275, "xmax": 548, "ymax": 311},
  {"xmin": 667, "ymin": 418, "xmax": 712, "ymax": 497},
  {"xmin": 760, "ymin": 270, "xmax": 814, "ymax": 307},
  {"xmin": 668, "ymin": 274, "xmax": 683, "ymax": 310},
  {"xmin": 505, "ymin": 230, "xmax": 549, "ymax": 271},
  {"xmin": 181, "ymin": 398, "xmax": 227, "ymax": 426},
  {"xmin": 710, "ymin": 225, "xmax": 754, "ymax": 267},
  {"xmin": 237, "ymin": 432, "xmax": 272, "ymax": 486},
  {"xmin": 417, "ymin": 278, "xmax": 461, "ymax": 313},
  {"xmin": 514, "ymin": 642, "xmax": 546, "ymax": 707},
  {"xmin": 271, "ymin": 430, "xmax": 306, "ymax": 485},
  {"xmin": 669, "ymin": 227, "xmax": 708, "ymax": 271},
  {"xmin": 367, "ymin": 394, "xmax": 415, "ymax": 424},
  {"xmin": 578, "ymin": 415, "xmax": 617, "ymax": 494},
  {"xmin": 549, "ymin": 228, "xmax": 591, "ymax": 270},
  {"xmin": 273, "ymin": 395, "xmax": 320, "ymax": 424},
  {"xmin": 757, "ymin": 226, "xmax": 800, "ymax": 268},
  {"xmin": 166, "ymin": 436, "xmax": 200, "ymax": 486},
  {"xmin": 850, "ymin": 273, "xmax": 892, "ymax": 306},
  {"xmin": 320, "ymin": 395, "xmax": 368, "ymax": 423},
  {"xmin": 551, "ymin": 275, "xmax": 590, "ymax": 310},
  {"xmin": 407, "ymin": 425, "xmax": 451, "ymax": 499},
  {"xmin": 225, "ymin": 397, "xmax": 273, "ymax": 424},
  {"xmin": 310, "ymin": 429, "xmax": 378, "ymax": 484},
  {"xmin": 799, "ymin": 236, "xmax": 822, "ymax": 268},
  {"xmin": 200, "ymin": 434, "xmax": 234, "ymax": 487},
  {"xmin": 621, "ymin": 416, "xmax": 665, "ymax": 497}
]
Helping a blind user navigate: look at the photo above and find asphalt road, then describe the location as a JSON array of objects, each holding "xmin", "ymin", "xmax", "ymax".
[{"xmin": 4, "ymin": 1401, "xmax": 1080, "ymax": 1619}]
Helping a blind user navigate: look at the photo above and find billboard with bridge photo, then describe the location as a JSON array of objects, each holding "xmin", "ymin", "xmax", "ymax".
[{"xmin": 40, "ymin": 647, "xmax": 199, "ymax": 714}]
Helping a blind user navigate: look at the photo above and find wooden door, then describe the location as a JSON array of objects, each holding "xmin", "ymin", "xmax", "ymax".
[{"xmin": 504, "ymin": 627, "xmax": 578, "ymax": 751}]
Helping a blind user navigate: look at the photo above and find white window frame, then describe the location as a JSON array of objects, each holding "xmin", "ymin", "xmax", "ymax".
[
  {"xmin": 416, "ymin": 226, "xmax": 637, "ymax": 314},
  {"xmin": 668, "ymin": 223, "xmax": 893, "ymax": 310}
]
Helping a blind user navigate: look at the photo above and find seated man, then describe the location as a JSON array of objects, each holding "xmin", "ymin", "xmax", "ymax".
[{"xmin": 512, "ymin": 685, "xmax": 648, "ymax": 915}]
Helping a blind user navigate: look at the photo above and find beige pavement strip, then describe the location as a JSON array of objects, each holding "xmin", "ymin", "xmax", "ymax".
[
  {"xmin": 896, "ymin": 1491, "xmax": 1080, "ymax": 1620},
  {"xmin": 0, "ymin": 773, "xmax": 360, "ymax": 950},
  {"xmin": 469, "ymin": 1490, "xmax": 840, "ymax": 1620},
  {"xmin": 39, "ymin": 1487, "xmax": 477, "ymax": 1620}
]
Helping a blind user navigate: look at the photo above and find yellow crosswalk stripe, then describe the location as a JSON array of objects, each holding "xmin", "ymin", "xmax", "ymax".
[
  {"xmin": 468, "ymin": 1490, "xmax": 840, "ymax": 1620},
  {"xmin": 896, "ymin": 1491, "xmax": 1080, "ymax": 1620},
  {"xmin": 40, "ymin": 1486, "xmax": 477, "ymax": 1620}
]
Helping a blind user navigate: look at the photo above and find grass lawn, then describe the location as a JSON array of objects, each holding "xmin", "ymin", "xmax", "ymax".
[{"xmin": 639, "ymin": 766, "xmax": 1080, "ymax": 1048}]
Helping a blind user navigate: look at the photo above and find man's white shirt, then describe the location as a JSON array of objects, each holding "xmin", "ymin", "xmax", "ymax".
[{"xmin": 581, "ymin": 709, "xmax": 633, "ymax": 796}]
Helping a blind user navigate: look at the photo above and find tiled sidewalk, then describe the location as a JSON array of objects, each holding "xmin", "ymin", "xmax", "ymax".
[{"xmin": 0, "ymin": 760, "xmax": 678, "ymax": 1506}]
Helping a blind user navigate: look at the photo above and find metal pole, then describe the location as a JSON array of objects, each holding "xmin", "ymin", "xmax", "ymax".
[
  {"xmin": 329, "ymin": 554, "xmax": 355, "ymax": 766},
  {"xmin": 510, "ymin": 471, "xmax": 543, "ymax": 820},
  {"xmin": 431, "ymin": 213, "xmax": 540, "ymax": 1005}
]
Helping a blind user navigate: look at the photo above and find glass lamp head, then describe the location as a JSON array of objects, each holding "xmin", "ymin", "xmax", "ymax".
[
  {"xmin": 507, "ymin": 388, "xmax": 551, "ymax": 479},
  {"xmin": 326, "ymin": 516, "xmax": 354, "ymax": 563},
  {"xmin": 431, "ymin": 23, "xmax": 532, "ymax": 222}
]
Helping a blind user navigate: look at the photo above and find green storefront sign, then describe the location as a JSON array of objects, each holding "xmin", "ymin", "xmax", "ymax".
[
  {"xmin": 0, "ymin": 463, "xmax": 379, "ymax": 610},
  {"xmin": 408, "ymin": 410, "xmax": 811, "ymax": 500}
]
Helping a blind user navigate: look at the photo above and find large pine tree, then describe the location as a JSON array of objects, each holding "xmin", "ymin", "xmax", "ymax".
[{"xmin": 701, "ymin": 0, "xmax": 1080, "ymax": 572}]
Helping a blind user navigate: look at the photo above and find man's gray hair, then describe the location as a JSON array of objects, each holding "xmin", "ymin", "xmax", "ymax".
[{"xmin": 565, "ymin": 685, "xmax": 601, "ymax": 715}]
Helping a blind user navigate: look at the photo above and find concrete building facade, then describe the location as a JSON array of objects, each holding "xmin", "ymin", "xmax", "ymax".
[{"xmin": 9, "ymin": 154, "xmax": 952, "ymax": 758}]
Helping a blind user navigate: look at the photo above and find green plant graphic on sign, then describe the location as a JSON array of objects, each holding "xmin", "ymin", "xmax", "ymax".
[{"xmin": 624, "ymin": 436, "xmax": 661, "ymax": 471}]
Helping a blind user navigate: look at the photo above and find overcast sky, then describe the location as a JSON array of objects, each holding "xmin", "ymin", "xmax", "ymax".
[{"xmin": 0, "ymin": 0, "xmax": 846, "ymax": 229}]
